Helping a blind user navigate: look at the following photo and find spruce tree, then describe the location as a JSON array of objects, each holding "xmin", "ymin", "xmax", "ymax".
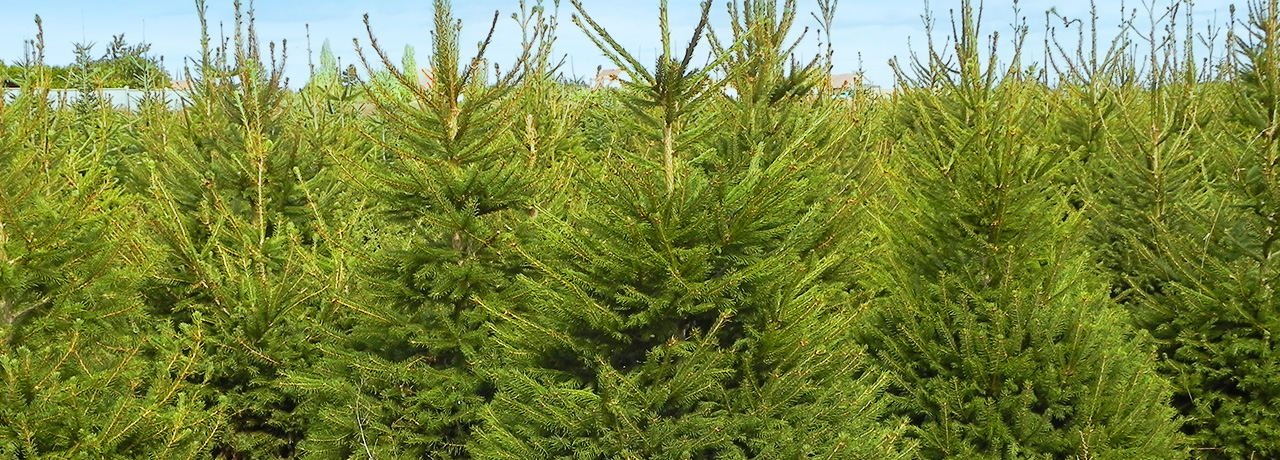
[
  {"xmin": 862, "ymin": 3, "xmax": 1183, "ymax": 458},
  {"xmin": 1134, "ymin": 0, "xmax": 1280, "ymax": 457},
  {"xmin": 286, "ymin": 1, "xmax": 557, "ymax": 457},
  {"xmin": 473, "ymin": 1, "xmax": 909, "ymax": 458},
  {"xmin": 0, "ymin": 49, "xmax": 218, "ymax": 459},
  {"xmin": 135, "ymin": 2, "xmax": 339, "ymax": 457},
  {"xmin": 509, "ymin": 0, "xmax": 583, "ymax": 191},
  {"xmin": 1047, "ymin": 2, "xmax": 1218, "ymax": 306}
]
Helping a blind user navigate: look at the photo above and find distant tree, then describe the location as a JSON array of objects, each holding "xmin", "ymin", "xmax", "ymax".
[
  {"xmin": 341, "ymin": 64, "xmax": 360, "ymax": 88},
  {"xmin": 2, "ymin": 35, "xmax": 168, "ymax": 90},
  {"xmin": 54, "ymin": 35, "xmax": 170, "ymax": 90},
  {"xmin": 96, "ymin": 34, "xmax": 170, "ymax": 89},
  {"xmin": 69, "ymin": 42, "xmax": 105, "ymax": 117},
  {"xmin": 0, "ymin": 60, "xmax": 21, "ymax": 87}
]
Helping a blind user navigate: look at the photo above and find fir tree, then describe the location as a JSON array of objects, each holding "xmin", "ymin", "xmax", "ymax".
[
  {"xmin": 509, "ymin": 0, "xmax": 582, "ymax": 187},
  {"xmin": 286, "ymin": 1, "xmax": 556, "ymax": 457},
  {"xmin": 473, "ymin": 1, "xmax": 909, "ymax": 458},
  {"xmin": 0, "ymin": 50, "xmax": 218, "ymax": 459},
  {"xmin": 1047, "ymin": 2, "xmax": 1218, "ymax": 306},
  {"xmin": 1133, "ymin": 1, "xmax": 1280, "ymax": 457},
  {"xmin": 135, "ymin": 2, "xmax": 339, "ymax": 457},
  {"xmin": 862, "ymin": 2, "xmax": 1183, "ymax": 458}
]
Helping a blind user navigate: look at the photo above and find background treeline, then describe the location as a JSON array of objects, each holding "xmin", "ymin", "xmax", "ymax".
[
  {"xmin": 2, "ymin": 30, "xmax": 170, "ymax": 89},
  {"xmin": 0, "ymin": 0, "xmax": 1277, "ymax": 458}
]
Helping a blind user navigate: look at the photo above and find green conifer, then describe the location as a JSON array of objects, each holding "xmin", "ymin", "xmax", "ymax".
[
  {"xmin": 287, "ymin": 1, "xmax": 557, "ymax": 457},
  {"xmin": 863, "ymin": 3, "xmax": 1183, "ymax": 458},
  {"xmin": 1133, "ymin": 1, "xmax": 1280, "ymax": 457},
  {"xmin": 1046, "ymin": 3, "xmax": 1217, "ymax": 306},
  {"xmin": 134, "ymin": 2, "xmax": 339, "ymax": 457},
  {"xmin": 0, "ymin": 54, "xmax": 218, "ymax": 459},
  {"xmin": 473, "ymin": 1, "xmax": 909, "ymax": 458}
]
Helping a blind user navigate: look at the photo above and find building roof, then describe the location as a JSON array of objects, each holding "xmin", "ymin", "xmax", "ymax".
[
  {"xmin": 830, "ymin": 73, "xmax": 862, "ymax": 89},
  {"xmin": 593, "ymin": 69, "xmax": 624, "ymax": 89}
]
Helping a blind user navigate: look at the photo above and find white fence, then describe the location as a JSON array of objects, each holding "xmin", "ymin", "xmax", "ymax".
[{"xmin": 2, "ymin": 88, "xmax": 188, "ymax": 111}]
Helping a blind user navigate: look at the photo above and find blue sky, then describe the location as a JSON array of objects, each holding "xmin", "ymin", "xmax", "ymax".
[{"xmin": 0, "ymin": 0, "xmax": 1242, "ymax": 87}]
